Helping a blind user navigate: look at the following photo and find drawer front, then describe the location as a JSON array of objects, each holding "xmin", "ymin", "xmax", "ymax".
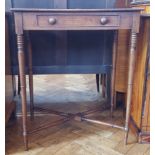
[{"xmin": 37, "ymin": 15, "xmax": 120, "ymax": 28}]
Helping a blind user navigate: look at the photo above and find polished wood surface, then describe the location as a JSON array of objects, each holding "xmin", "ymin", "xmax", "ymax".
[
  {"xmin": 129, "ymin": 1, "xmax": 150, "ymax": 143},
  {"xmin": 142, "ymin": 60, "xmax": 150, "ymax": 132},
  {"xmin": 26, "ymin": 33, "xmax": 34, "ymax": 120},
  {"xmin": 131, "ymin": 17, "xmax": 149, "ymax": 129},
  {"xmin": 115, "ymin": 30, "xmax": 130, "ymax": 93},
  {"xmin": 125, "ymin": 32, "xmax": 137, "ymax": 144},
  {"xmin": 12, "ymin": 8, "xmax": 141, "ymax": 149},
  {"xmin": 113, "ymin": 1, "xmax": 150, "ymax": 143},
  {"xmin": 114, "ymin": 1, "xmax": 149, "ymax": 97},
  {"xmin": 37, "ymin": 15, "xmax": 119, "ymax": 27},
  {"xmin": 130, "ymin": 16, "xmax": 150, "ymax": 143},
  {"xmin": 13, "ymin": 8, "xmax": 141, "ymax": 32},
  {"xmin": 110, "ymin": 31, "xmax": 118, "ymax": 117},
  {"xmin": 16, "ymin": 34, "xmax": 28, "ymax": 150}
]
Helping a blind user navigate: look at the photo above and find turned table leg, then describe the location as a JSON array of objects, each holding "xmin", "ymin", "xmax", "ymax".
[
  {"xmin": 125, "ymin": 32, "xmax": 137, "ymax": 144},
  {"xmin": 17, "ymin": 34, "xmax": 28, "ymax": 150},
  {"xmin": 18, "ymin": 74, "xmax": 21, "ymax": 95},
  {"xmin": 96, "ymin": 74, "xmax": 100, "ymax": 92},
  {"xmin": 27, "ymin": 33, "xmax": 34, "ymax": 120},
  {"xmin": 110, "ymin": 31, "xmax": 118, "ymax": 118}
]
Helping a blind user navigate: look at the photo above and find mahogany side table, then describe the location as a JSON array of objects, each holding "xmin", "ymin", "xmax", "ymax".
[{"xmin": 12, "ymin": 8, "xmax": 141, "ymax": 150}]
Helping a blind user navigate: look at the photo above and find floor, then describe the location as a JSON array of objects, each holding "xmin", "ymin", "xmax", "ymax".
[{"xmin": 6, "ymin": 75, "xmax": 150, "ymax": 155}]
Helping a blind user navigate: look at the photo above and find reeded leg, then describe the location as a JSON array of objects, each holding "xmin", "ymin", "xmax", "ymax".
[
  {"xmin": 17, "ymin": 34, "xmax": 28, "ymax": 150},
  {"xmin": 27, "ymin": 33, "xmax": 34, "ymax": 120},
  {"xmin": 125, "ymin": 32, "xmax": 137, "ymax": 144},
  {"xmin": 110, "ymin": 31, "xmax": 118, "ymax": 118}
]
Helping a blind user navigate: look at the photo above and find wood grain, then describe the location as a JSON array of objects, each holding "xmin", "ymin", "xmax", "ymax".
[
  {"xmin": 12, "ymin": 8, "xmax": 141, "ymax": 149},
  {"xmin": 131, "ymin": 17, "xmax": 149, "ymax": 129},
  {"xmin": 6, "ymin": 75, "xmax": 150, "ymax": 155},
  {"xmin": 115, "ymin": 29, "xmax": 130, "ymax": 93}
]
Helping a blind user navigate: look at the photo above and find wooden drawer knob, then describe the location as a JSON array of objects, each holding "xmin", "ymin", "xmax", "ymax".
[
  {"xmin": 48, "ymin": 18, "xmax": 56, "ymax": 25},
  {"xmin": 100, "ymin": 17, "xmax": 108, "ymax": 25}
]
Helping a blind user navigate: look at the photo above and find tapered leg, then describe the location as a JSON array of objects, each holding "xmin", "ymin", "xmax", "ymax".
[
  {"xmin": 27, "ymin": 33, "xmax": 34, "ymax": 120},
  {"xmin": 101, "ymin": 73, "xmax": 106, "ymax": 98},
  {"xmin": 96, "ymin": 74, "xmax": 100, "ymax": 92},
  {"xmin": 12, "ymin": 75, "xmax": 17, "ymax": 96},
  {"xmin": 110, "ymin": 31, "xmax": 118, "ymax": 118},
  {"xmin": 18, "ymin": 74, "xmax": 21, "ymax": 95},
  {"xmin": 125, "ymin": 32, "xmax": 137, "ymax": 144},
  {"xmin": 17, "ymin": 34, "xmax": 28, "ymax": 150},
  {"xmin": 100, "ymin": 74, "xmax": 103, "ymax": 85}
]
